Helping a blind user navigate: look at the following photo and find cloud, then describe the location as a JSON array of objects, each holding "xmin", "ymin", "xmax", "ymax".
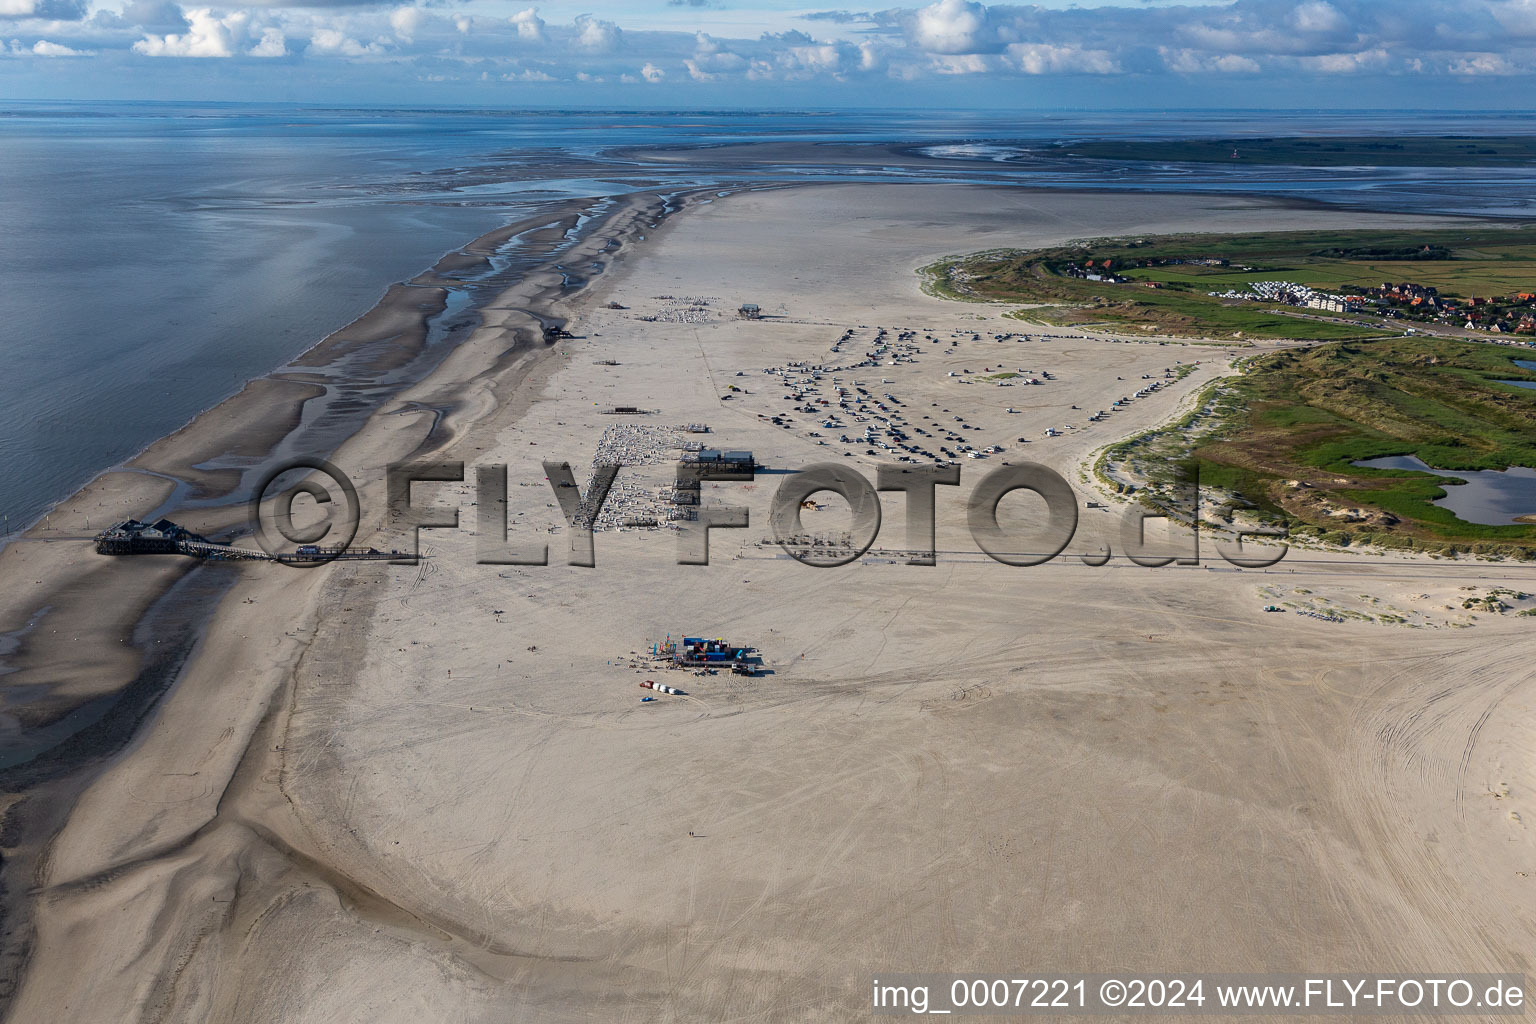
[
  {"xmin": 1448, "ymin": 51, "xmax": 1517, "ymax": 74},
  {"xmin": 23, "ymin": 0, "xmax": 1536, "ymax": 89},
  {"xmin": 910, "ymin": 0, "xmax": 992, "ymax": 54},
  {"xmin": 799, "ymin": 10, "xmax": 874, "ymax": 24},
  {"xmin": 388, "ymin": 6, "xmax": 422, "ymax": 41},
  {"xmin": 31, "ymin": 37, "xmax": 91, "ymax": 54},
  {"xmin": 689, "ymin": 33, "xmax": 747, "ymax": 75},
  {"xmin": 1212, "ymin": 53, "xmax": 1262, "ymax": 72},
  {"xmin": 930, "ymin": 52, "xmax": 990, "ymax": 74},
  {"xmin": 1299, "ymin": 46, "xmax": 1389, "ymax": 72},
  {"xmin": 222, "ymin": 0, "xmax": 383, "ymax": 8},
  {"xmin": 115, "ymin": 0, "xmax": 186, "ymax": 31},
  {"xmin": 761, "ymin": 28, "xmax": 813, "ymax": 45},
  {"xmin": 786, "ymin": 42, "xmax": 844, "ymax": 73},
  {"xmin": 1161, "ymin": 47, "xmax": 1261, "ymax": 73},
  {"xmin": 133, "ymin": 8, "xmax": 250, "ymax": 56},
  {"xmin": 1491, "ymin": 0, "xmax": 1536, "ymax": 36},
  {"xmin": 1290, "ymin": 0, "xmax": 1347, "ymax": 34},
  {"xmin": 509, "ymin": 6, "xmax": 542, "ymax": 42},
  {"xmin": 0, "ymin": 0, "xmax": 85, "ymax": 20},
  {"xmin": 248, "ymin": 25, "xmax": 284, "ymax": 55},
  {"xmin": 308, "ymin": 26, "xmax": 378, "ymax": 56},
  {"xmin": 574, "ymin": 14, "xmax": 618, "ymax": 52},
  {"xmin": 1006, "ymin": 42, "xmax": 1118, "ymax": 74}
]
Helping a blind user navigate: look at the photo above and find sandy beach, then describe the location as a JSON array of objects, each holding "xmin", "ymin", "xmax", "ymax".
[{"xmin": 2, "ymin": 184, "xmax": 1532, "ymax": 1021}]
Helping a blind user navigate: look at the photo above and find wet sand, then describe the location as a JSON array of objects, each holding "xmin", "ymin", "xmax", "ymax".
[{"xmin": 0, "ymin": 187, "xmax": 700, "ymax": 1011}]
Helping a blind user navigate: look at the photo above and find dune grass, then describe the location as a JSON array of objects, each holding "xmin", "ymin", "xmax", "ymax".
[{"xmin": 1191, "ymin": 337, "xmax": 1536, "ymax": 553}]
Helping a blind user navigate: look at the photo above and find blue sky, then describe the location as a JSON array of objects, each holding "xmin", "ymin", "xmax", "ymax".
[{"xmin": 5, "ymin": 0, "xmax": 1536, "ymax": 107}]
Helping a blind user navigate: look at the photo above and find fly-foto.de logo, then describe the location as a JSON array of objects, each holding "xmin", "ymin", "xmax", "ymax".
[{"xmin": 249, "ymin": 455, "xmax": 1287, "ymax": 569}]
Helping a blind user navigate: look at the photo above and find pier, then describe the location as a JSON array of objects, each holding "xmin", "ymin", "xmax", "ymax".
[{"xmin": 94, "ymin": 520, "xmax": 405, "ymax": 563}]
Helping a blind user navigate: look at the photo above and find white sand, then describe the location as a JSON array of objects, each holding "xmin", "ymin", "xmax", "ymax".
[{"xmin": 12, "ymin": 186, "xmax": 1533, "ymax": 1022}]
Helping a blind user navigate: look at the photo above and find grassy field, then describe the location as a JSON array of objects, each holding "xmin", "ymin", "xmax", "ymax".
[
  {"xmin": 1041, "ymin": 136, "xmax": 1536, "ymax": 167},
  {"xmin": 924, "ymin": 253, "xmax": 1389, "ymax": 341},
  {"xmin": 1116, "ymin": 229, "xmax": 1536, "ymax": 296},
  {"xmin": 1184, "ymin": 338, "xmax": 1536, "ymax": 554},
  {"xmin": 924, "ymin": 227, "xmax": 1536, "ymax": 340}
]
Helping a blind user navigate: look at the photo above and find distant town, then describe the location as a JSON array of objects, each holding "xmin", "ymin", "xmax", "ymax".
[
  {"xmin": 1058, "ymin": 255, "xmax": 1536, "ymax": 337},
  {"xmin": 1212, "ymin": 278, "xmax": 1536, "ymax": 335}
]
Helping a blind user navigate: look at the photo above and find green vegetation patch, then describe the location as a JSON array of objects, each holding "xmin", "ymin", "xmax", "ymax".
[
  {"xmin": 1310, "ymin": 244, "xmax": 1452, "ymax": 261},
  {"xmin": 1190, "ymin": 337, "xmax": 1536, "ymax": 554},
  {"xmin": 923, "ymin": 227, "xmax": 1536, "ymax": 341}
]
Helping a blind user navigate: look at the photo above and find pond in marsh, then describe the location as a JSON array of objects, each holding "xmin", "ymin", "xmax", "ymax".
[
  {"xmin": 1354, "ymin": 454, "xmax": 1536, "ymax": 526},
  {"xmin": 1498, "ymin": 358, "xmax": 1536, "ymax": 390}
]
